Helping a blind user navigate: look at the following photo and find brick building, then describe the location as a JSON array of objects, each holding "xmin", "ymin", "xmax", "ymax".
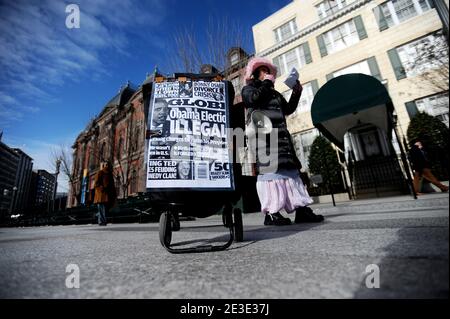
[
  {"xmin": 224, "ymin": 47, "xmax": 253, "ymax": 105},
  {"xmin": 68, "ymin": 81, "xmax": 148, "ymax": 208}
]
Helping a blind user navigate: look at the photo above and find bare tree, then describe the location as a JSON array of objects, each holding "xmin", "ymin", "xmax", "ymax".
[
  {"xmin": 50, "ymin": 144, "xmax": 74, "ymax": 191},
  {"xmin": 168, "ymin": 16, "xmax": 251, "ymax": 75},
  {"xmin": 408, "ymin": 31, "xmax": 449, "ymax": 92}
]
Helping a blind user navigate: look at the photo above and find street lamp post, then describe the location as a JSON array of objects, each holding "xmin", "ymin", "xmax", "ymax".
[
  {"xmin": 52, "ymin": 159, "xmax": 61, "ymax": 213},
  {"xmin": 391, "ymin": 114, "xmax": 417, "ymax": 199},
  {"xmin": 1, "ymin": 189, "xmax": 9, "ymax": 224}
]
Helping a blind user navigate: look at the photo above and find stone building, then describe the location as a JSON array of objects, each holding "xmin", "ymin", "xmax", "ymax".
[
  {"xmin": 0, "ymin": 137, "xmax": 33, "ymax": 217},
  {"xmin": 10, "ymin": 148, "xmax": 33, "ymax": 214},
  {"xmin": 252, "ymin": 0, "xmax": 448, "ymax": 168},
  {"xmin": 0, "ymin": 139, "xmax": 19, "ymax": 217},
  {"xmin": 251, "ymin": 0, "xmax": 449, "ymax": 197}
]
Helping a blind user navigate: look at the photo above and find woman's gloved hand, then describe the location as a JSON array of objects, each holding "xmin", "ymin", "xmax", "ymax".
[
  {"xmin": 263, "ymin": 74, "xmax": 275, "ymax": 83},
  {"xmin": 292, "ymin": 80, "xmax": 303, "ymax": 94}
]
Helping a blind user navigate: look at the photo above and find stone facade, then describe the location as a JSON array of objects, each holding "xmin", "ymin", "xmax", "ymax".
[{"xmin": 252, "ymin": 0, "xmax": 449, "ymax": 166}]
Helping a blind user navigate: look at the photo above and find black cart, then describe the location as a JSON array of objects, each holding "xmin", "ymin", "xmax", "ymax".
[{"xmin": 142, "ymin": 73, "xmax": 245, "ymax": 253}]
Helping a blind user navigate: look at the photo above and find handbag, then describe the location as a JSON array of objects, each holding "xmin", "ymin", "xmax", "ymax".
[
  {"xmin": 246, "ymin": 109, "xmax": 273, "ymax": 137},
  {"xmin": 241, "ymin": 109, "xmax": 274, "ymax": 176}
]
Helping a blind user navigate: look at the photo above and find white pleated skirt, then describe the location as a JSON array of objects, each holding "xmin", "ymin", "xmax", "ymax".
[{"xmin": 256, "ymin": 175, "xmax": 314, "ymax": 214}]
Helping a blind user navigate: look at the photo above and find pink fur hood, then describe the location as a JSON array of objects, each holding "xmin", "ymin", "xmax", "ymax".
[{"xmin": 244, "ymin": 57, "xmax": 278, "ymax": 84}]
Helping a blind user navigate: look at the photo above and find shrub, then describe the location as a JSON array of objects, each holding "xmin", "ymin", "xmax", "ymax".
[
  {"xmin": 308, "ymin": 135, "xmax": 343, "ymax": 194},
  {"xmin": 407, "ymin": 112, "xmax": 449, "ymax": 179}
]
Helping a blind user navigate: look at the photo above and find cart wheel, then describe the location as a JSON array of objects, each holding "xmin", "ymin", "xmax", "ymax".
[
  {"xmin": 171, "ymin": 212, "xmax": 180, "ymax": 231},
  {"xmin": 233, "ymin": 208, "xmax": 244, "ymax": 242},
  {"xmin": 159, "ymin": 212, "xmax": 172, "ymax": 247},
  {"xmin": 222, "ymin": 206, "xmax": 233, "ymax": 228},
  {"xmin": 222, "ymin": 212, "xmax": 226, "ymax": 226}
]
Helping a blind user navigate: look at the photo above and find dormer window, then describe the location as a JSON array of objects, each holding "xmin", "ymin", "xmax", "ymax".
[{"xmin": 230, "ymin": 52, "xmax": 239, "ymax": 65}]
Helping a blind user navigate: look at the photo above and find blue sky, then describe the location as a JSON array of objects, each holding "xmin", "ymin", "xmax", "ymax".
[{"xmin": 0, "ymin": 0, "xmax": 291, "ymax": 192}]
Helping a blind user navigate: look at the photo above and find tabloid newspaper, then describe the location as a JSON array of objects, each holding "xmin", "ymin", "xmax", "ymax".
[{"xmin": 146, "ymin": 79, "xmax": 234, "ymax": 190}]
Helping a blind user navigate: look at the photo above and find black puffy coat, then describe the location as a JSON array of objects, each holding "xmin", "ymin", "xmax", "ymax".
[{"xmin": 242, "ymin": 79, "xmax": 302, "ymax": 175}]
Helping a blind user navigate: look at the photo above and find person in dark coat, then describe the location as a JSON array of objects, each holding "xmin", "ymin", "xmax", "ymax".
[
  {"xmin": 241, "ymin": 57, "xmax": 324, "ymax": 226},
  {"xmin": 94, "ymin": 161, "xmax": 117, "ymax": 226},
  {"xmin": 409, "ymin": 140, "xmax": 448, "ymax": 195}
]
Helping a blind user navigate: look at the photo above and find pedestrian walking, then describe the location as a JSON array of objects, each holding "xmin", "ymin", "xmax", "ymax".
[
  {"xmin": 409, "ymin": 140, "xmax": 448, "ymax": 195},
  {"xmin": 94, "ymin": 161, "xmax": 117, "ymax": 226},
  {"xmin": 241, "ymin": 57, "xmax": 324, "ymax": 226}
]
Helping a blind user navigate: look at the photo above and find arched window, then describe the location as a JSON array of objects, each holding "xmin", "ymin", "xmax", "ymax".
[
  {"xmin": 89, "ymin": 146, "xmax": 95, "ymax": 169},
  {"xmin": 117, "ymin": 136, "xmax": 123, "ymax": 159},
  {"xmin": 79, "ymin": 157, "xmax": 83, "ymax": 177},
  {"xmin": 99, "ymin": 142, "xmax": 106, "ymax": 162},
  {"xmin": 133, "ymin": 126, "xmax": 140, "ymax": 152},
  {"xmin": 115, "ymin": 175, "xmax": 121, "ymax": 198},
  {"xmin": 130, "ymin": 169, "xmax": 138, "ymax": 194}
]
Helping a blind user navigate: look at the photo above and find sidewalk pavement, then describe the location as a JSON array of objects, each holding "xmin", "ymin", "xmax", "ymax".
[
  {"xmin": 310, "ymin": 192, "xmax": 449, "ymax": 214},
  {"xmin": 0, "ymin": 193, "xmax": 448, "ymax": 298}
]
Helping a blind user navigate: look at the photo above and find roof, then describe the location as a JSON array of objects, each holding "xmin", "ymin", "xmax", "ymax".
[{"xmin": 97, "ymin": 84, "xmax": 136, "ymax": 119}]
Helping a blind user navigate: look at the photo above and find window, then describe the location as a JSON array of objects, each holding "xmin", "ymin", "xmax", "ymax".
[
  {"xmin": 88, "ymin": 146, "xmax": 95, "ymax": 169},
  {"xmin": 323, "ymin": 20, "xmax": 359, "ymax": 54},
  {"xmin": 72, "ymin": 155, "xmax": 79, "ymax": 176},
  {"xmin": 231, "ymin": 77, "xmax": 242, "ymax": 96},
  {"xmin": 328, "ymin": 57, "xmax": 382, "ymax": 81},
  {"xmin": 395, "ymin": 33, "xmax": 448, "ymax": 77},
  {"xmin": 273, "ymin": 43, "xmax": 311, "ymax": 76},
  {"xmin": 100, "ymin": 142, "xmax": 106, "ymax": 161},
  {"xmin": 230, "ymin": 52, "xmax": 239, "ymax": 65},
  {"xmin": 416, "ymin": 92, "xmax": 449, "ymax": 127},
  {"xmin": 333, "ymin": 60, "xmax": 371, "ymax": 78},
  {"xmin": 285, "ymin": 49, "xmax": 300, "ymax": 73},
  {"xmin": 284, "ymin": 80, "xmax": 319, "ymax": 114},
  {"xmin": 134, "ymin": 122, "xmax": 141, "ymax": 151},
  {"xmin": 316, "ymin": 0, "xmax": 347, "ymax": 19},
  {"xmin": 115, "ymin": 176, "xmax": 121, "ymax": 197},
  {"xmin": 297, "ymin": 83, "xmax": 315, "ymax": 113},
  {"xmin": 117, "ymin": 136, "xmax": 123, "ymax": 159},
  {"xmin": 292, "ymin": 129, "xmax": 320, "ymax": 170},
  {"xmin": 317, "ymin": 16, "xmax": 367, "ymax": 57},
  {"xmin": 77, "ymin": 158, "xmax": 83, "ymax": 177},
  {"xmin": 376, "ymin": 0, "xmax": 431, "ymax": 29},
  {"xmin": 130, "ymin": 169, "xmax": 138, "ymax": 194},
  {"xmin": 274, "ymin": 19, "xmax": 298, "ymax": 43}
]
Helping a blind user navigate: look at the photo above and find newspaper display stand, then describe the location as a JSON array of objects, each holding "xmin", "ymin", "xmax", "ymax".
[{"xmin": 142, "ymin": 73, "xmax": 244, "ymax": 253}]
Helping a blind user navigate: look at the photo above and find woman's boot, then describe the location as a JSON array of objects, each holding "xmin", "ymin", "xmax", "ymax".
[
  {"xmin": 295, "ymin": 206, "xmax": 324, "ymax": 223},
  {"xmin": 264, "ymin": 212, "xmax": 292, "ymax": 226}
]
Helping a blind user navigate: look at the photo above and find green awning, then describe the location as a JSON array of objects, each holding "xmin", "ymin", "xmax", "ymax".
[{"xmin": 311, "ymin": 73, "xmax": 393, "ymax": 148}]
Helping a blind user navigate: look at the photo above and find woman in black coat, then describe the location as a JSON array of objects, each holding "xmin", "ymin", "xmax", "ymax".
[
  {"xmin": 241, "ymin": 57, "xmax": 323, "ymax": 226},
  {"xmin": 409, "ymin": 140, "xmax": 448, "ymax": 194}
]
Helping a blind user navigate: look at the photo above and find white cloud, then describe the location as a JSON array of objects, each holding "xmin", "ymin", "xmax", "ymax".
[{"xmin": 0, "ymin": 0, "xmax": 167, "ymax": 125}]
